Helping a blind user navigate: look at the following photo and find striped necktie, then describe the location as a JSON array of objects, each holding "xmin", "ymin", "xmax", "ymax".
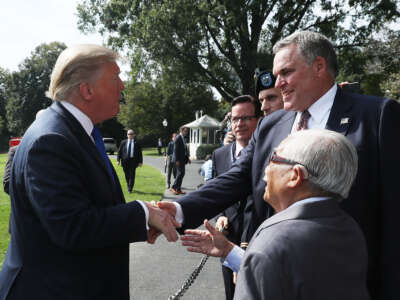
[{"xmin": 296, "ymin": 110, "xmax": 311, "ymax": 131}]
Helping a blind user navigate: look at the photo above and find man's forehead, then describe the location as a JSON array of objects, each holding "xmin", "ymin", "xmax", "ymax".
[
  {"xmin": 231, "ymin": 102, "xmax": 255, "ymax": 116},
  {"xmin": 273, "ymin": 44, "xmax": 300, "ymax": 74},
  {"xmin": 259, "ymin": 88, "xmax": 280, "ymax": 97}
]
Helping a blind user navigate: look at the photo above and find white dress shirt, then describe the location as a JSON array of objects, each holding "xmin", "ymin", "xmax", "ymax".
[
  {"xmin": 60, "ymin": 101, "xmax": 149, "ymax": 229},
  {"xmin": 291, "ymin": 84, "xmax": 337, "ymax": 132}
]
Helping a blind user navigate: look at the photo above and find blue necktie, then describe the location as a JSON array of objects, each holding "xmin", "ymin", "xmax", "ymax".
[{"xmin": 91, "ymin": 126, "xmax": 115, "ymax": 183}]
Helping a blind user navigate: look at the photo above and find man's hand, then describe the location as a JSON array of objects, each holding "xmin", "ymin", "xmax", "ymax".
[
  {"xmin": 223, "ymin": 131, "xmax": 235, "ymax": 146},
  {"xmin": 138, "ymin": 163, "xmax": 142, "ymax": 167},
  {"xmin": 117, "ymin": 161, "xmax": 120, "ymax": 166},
  {"xmin": 176, "ymin": 161, "xmax": 180, "ymax": 167},
  {"xmin": 157, "ymin": 201, "xmax": 177, "ymax": 218},
  {"xmin": 215, "ymin": 216, "xmax": 229, "ymax": 234},
  {"xmin": 145, "ymin": 202, "xmax": 180, "ymax": 243},
  {"xmin": 181, "ymin": 219, "xmax": 234, "ymax": 258}
]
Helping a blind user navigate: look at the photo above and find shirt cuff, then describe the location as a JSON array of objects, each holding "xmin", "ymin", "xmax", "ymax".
[
  {"xmin": 136, "ymin": 200, "xmax": 149, "ymax": 230},
  {"xmin": 173, "ymin": 202, "xmax": 184, "ymax": 224},
  {"xmin": 221, "ymin": 245, "xmax": 245, "ymax": 273}
]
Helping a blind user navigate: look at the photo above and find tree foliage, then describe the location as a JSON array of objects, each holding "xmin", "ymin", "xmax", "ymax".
[
  {"xmin": 77, "ymin": 0, "xmax": 399, "ymax": 100},
  {"xmin": 5, "ymin": 42, "xmax": 66, "ymax": 135},
  {"xmin": 117, "ymin": 72, "xmax": 219, "ymax": 145}
]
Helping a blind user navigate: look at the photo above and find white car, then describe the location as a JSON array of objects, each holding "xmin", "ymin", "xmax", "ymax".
[{"xmin": 103, "ymin": 137, "xmax": 117, "ymax": 155}]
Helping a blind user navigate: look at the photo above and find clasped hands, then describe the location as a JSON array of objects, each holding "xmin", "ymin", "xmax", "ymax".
[{"xmin": 146, "ymin": 201, "xmax": 233, "ymax": 259}]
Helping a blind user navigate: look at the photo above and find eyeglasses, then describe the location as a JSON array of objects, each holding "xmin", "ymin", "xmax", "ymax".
[
  {"xmin": 231, "ymin": 115, "xmax": 256, "ymax": 125},
  {"xmin": 128, "ymin": 133, "xmax": 135, "ymax": 135},
  {"xmin": 269, "ymin": 150, "xmax": 318, "ymax": 177}
]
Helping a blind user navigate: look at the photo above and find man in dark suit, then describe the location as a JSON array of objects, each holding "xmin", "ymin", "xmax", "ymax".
[
  {"xmin": 157, "ymin": 30, "xmax": 400, "ymax": 299},
  {"xmin": 165, "ymin": 132, "xmax": 177, "ymax": 189},
  {"xmin": 170, "ymin": 126, "xmax": 190, "ymax": 195},
  {"xmin": 212, "ymin": 95, "xmax": 261, "ymax": 300},
  {"xmin": 117, "ymin": 129, "xmax": 143, "ymax": 193},
  {"xmin": 182, "ymin": 129, "xmax": 369, "ymax": 300},
  {"xmin": 0, "ymin": 44, "xmax": 179, "ymax": 300}
]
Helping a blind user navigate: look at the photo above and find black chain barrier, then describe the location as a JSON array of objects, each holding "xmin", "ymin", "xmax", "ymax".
[{"xmin": 167, "ymin": 254, "xmax": 210, "ymax": 300}]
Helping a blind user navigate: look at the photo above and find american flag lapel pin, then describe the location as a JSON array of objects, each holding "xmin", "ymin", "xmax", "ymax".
[{"xmin": 340, "ymin": 117, "xmax": 349, "ymax": 125}]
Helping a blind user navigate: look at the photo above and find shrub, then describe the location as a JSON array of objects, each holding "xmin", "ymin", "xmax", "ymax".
[{"xmin": 196, "ymin": 144, "xmax": 220, "ymax": 160}]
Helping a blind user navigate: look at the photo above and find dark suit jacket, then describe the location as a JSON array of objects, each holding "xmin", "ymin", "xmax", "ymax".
[
  {"xmin": 212, "ymin": 144, "xmax": 247, "ymax": 245},
  {"xmin": 3, "ymin": 146, "xmax": 17, "ymax": 195},
  {"xmin": 177, "ymin": 88, "xmax": 400, "ymax": 299},
  {"xmin": 235, "ymin": 199, "xmax": 369, "ymax": 300},
  {"xmin": 0, "ymin": 102, "xmax": 148, "ymax": 300},
  {"xmin": 117, "ymin": 138, "xmax": 143, "ymax": 167},
  {"xmin": 172, "ymin": 134, "xmax": 188, "ymax": 164}
]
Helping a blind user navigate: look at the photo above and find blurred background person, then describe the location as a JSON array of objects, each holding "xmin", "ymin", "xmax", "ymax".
[{"xmin": 117, "ymin": 129, "xmax": 143, "ymax": 193}]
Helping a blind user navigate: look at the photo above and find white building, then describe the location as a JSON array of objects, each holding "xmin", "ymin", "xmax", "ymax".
[{"xmin": 183, "ymin": 114, "xmax": 221, "ymax": 160}]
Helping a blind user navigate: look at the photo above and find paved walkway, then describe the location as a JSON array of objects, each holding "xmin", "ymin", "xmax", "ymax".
[{"xmin": 129, "ymin": 156, "xmax": 225, "ymax": 300}]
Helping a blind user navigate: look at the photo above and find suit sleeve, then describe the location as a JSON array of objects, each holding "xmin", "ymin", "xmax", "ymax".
[
  {"xmin": 3, "ymin": 147, "xmax": 16, "ymax": 195},
  {"xmin": 137, "ymin": 142, "xmax": 143, "ymax": 164},
  {"xmin": 176, "ymin": 130, "xmax": 255, "ymax": 230},
  {"xmin": 235, "ymin": 250, "xmax": 285, "ymax": 300},
  {"xmin": 25, "ymin": 134, "xmax": 147, "ymax": 251},
  {"xmin": 379, "ymin": 99, "xmax": 400, "ymax": 297}
]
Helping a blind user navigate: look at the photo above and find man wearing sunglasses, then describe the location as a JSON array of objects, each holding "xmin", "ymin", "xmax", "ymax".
[{"xmin": 182, "ymin": 129, "xmax": 369, "ymax": 300}]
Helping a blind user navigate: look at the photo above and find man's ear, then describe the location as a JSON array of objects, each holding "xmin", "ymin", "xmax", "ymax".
[
  {"xmin": 79, "ymin": 82, "xmax": 94, "ymax": 101},
  {"xmin": 313, "ymin": 56, "xmax": 327, "ymax": 76},
  {"xmin": 287, "ymin": 165, "xmax": 308, "ymax": 188}
]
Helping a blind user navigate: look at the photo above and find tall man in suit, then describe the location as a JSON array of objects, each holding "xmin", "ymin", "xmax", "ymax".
[
  {"xmin": 117, "ymin": 129, "xmax": 143, "ymax": 193},
  {"xmin": 165, "ymin": 132, "xmax": 177, "ymax": 189},
  {"xmin": 170, "ymin": 126, "xmax": 190, "ymax": 195},
  {"xmin": 157, "ymin": 30, "xmax": 400, "ymax": 299},
  {"xmin": 0, "ymin": 44, "xmax": 179, "ymax": 300},
  {"xmin": 212, "ymin": 95, "xmax": 261, "ymax": 300},
  {"xmin": 182, "ymin": 129, "xmax": 369, "ymax": 300}
]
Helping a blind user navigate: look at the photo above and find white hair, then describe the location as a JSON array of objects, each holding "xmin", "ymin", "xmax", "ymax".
[
  {"xmin": 278, "ymin": 129, "xmax": 358, "ymax": 199},
  {"xmin": 47, "ymin": 44, "xmax": 119, "ymax": 101}
]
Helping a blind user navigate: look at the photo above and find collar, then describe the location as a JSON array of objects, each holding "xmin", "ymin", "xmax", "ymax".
[
  {"xmin": 289, "ymin": 196, "xmax": 331, "ymax": 209},
  {"xmin": 235, "ymin": 142, "xmax": 244, "ymax": 158},
  {"xmin": 294, "ymin": 84, "xmax": 336, "ymax": 128},
  {"xmin": 60, "ymin": 101, "xmax": 93, "ymax": 138}
]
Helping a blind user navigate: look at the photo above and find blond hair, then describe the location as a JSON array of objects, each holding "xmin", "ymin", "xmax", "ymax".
[{"xmin": 47, "ymin": 44, "xmax": 119, "ymax": 101}]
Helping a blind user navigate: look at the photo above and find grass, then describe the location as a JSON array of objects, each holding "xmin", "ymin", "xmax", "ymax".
[
  {"xmin": 0, "ymin": 152, "xmax": 165, "ymax": 267},
  {"xmin": 142, "ymin": 147, "xmax": 166, "ymax": 157}
]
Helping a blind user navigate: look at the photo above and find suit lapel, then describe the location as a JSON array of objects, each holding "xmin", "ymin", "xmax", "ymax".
[
  {"xmin": 50, "ymin": 102, "xmax": 121, "ymax": 203},
  {"xmin": 326, "ymin": 87, "xmax": 353, "ymax": 136}
]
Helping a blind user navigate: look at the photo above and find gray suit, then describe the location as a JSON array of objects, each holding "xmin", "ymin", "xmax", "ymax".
[{"xmin": 234, "ymin": 199, "xmax": 369, "ymax": 300}]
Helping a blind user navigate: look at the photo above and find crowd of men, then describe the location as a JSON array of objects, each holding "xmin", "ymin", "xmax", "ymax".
[{"xmin": 0, "ymin": 29, "xmax": 399, "ymax": 300}]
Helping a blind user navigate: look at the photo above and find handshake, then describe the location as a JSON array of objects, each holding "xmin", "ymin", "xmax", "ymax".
[
  {"xmin": 144, "ymin": 201, "xmax": 234, "ymax": 259},
  {"xmin": 144, "ymin": 201, "xmax": 181, "ymax": 243}
]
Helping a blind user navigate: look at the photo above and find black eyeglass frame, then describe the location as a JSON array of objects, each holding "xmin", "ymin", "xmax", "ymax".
[
  {"xmin": 230, "ymin": 115, "xmax": 257, "ymax": 125},
  {"xmin": 269, "ymin": 150, "xmax": 318, "ymax": 177}
]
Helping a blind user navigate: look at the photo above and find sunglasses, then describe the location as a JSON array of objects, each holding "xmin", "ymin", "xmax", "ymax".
[{"xmin": 269, "ymin": 150, "xmax": 318, "ymax": 177}]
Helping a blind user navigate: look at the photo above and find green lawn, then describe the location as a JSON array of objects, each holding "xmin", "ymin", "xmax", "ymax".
[
  {"xmin": 0, "ymin": 153, "xmax": 165, "ymax": 267},
  {"xmin": 142, "ymin": 147, "xmax": 166, "ymax": 156}
]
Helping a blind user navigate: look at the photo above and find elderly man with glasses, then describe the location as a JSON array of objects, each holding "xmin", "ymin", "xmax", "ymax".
[{"xmin": 182, "ymin": 129, "xmax": 369, "ymax": 300}]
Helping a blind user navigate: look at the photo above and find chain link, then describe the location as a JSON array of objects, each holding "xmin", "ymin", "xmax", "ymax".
[{"xmin": 167, "ymin": 254, "xmax": 209, "ymax": 300}]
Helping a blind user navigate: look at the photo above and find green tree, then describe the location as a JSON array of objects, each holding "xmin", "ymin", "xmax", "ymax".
[
  {"xmin": 77, "ymin": 0, "xmax": 399, "ymax": 100},
  {"xmin": 6, "ymin": 42, "xmax": 67, "ymax": 135},
  {"xmin": 337, "ymin": 29, "xmax": 400, "ymax": 96},
  {"xmin": 381, "ymin": 73, "xmax": 400, "ymax": 102},
  {"xmin": 118, "ymin": 72, "xmax": 218, "ymax": 145},
  {"xmin": 0, "ymin": 67, "xmax": 10, "ymax": 135}
]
